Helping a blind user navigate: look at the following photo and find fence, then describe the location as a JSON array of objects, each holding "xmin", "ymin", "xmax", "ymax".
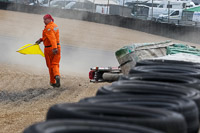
[{"xmin": 0, "ymin": 1, "xmax": 200, "ymax": 45}]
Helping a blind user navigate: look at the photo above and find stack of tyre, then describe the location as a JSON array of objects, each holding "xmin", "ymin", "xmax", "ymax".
[{"xmin": 24, "ymin": 59, "xmax": 200, "ymax": 133}]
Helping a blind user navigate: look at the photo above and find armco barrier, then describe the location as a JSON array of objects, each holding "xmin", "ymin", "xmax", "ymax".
[{"xmin": 0, "ymin": 2, "xmax": 200, "ymax": 44}]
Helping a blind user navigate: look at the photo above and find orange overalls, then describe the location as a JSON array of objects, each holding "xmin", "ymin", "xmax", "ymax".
[{"xmin": 41, "ymin": 21, "xmax": 61, "ymax": 84}]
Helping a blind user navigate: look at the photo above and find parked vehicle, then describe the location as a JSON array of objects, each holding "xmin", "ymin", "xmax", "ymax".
[
  {"xmin": 64, "ymin": 1, "xmax": 76, "ymax": 9},
  {"xmin": 48, "ymin": 0, "xmax": 93, "ymax": 10},
  {"xmin": 125, "ymin": 0, "xmax": 161, "ymax": 8},
  {"xmin": 157, "ymin": 0, "xmax": 195, "ymax": 9},
  {"xmin": 131, "ymin": 5, "xmax": 170, "ymax": 20},
  {"xmin": 192, "ymin": 0, "xmax": 200, "ymax": 5},
  {"xmin": 157, "ymin": 9, "xmax": 183, "ymax": 24},
  {"xmin": 131, "ymin": 0, "xmax": 194, "ymax": 20},
  {"xmin": 49, "ymin": 0, "xmax": 74, "ymax": 9}
]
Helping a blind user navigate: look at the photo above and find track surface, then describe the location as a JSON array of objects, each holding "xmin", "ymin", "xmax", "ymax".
[{"xmin": 0, "ymin": 10, "xmax": 199, "ymax": 133}]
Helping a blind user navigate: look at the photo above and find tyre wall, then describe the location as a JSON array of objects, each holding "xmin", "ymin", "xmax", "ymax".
[{"xmin": 0, "ymin": 2, "xmax": 200, "ymax": 44}]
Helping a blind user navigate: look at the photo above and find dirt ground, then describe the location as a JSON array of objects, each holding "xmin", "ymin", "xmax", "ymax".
[{"xmin": 0, "ymin": 10, "xmax": 200, "ymax": 133}]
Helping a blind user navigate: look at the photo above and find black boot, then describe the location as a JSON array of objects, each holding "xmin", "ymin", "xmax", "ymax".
[
  {"xmin": 50, "ymin": 83, "xmax": 57, "ymax": 88},
  {"xmin": 55, "ymin": 75, "xmax": 61, "ymax": 87}
]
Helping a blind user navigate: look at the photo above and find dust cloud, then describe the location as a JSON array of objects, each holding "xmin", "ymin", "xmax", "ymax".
[
  {"xmin": 0, "ymin": 35, "xmax": 47, "ymax": 74},
  {"xmin": 0, "ymin": 10, "xmax": 121, "ymax": 76}
]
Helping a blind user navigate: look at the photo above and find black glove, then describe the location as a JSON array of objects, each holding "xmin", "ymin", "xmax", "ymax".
[
  {"xmin": 35, "ymin": 39, "xmax": 42, "ymax": 44},
  {"xmin": 52, "ymin": 48, "xmax": 58, "ymax": 55}
]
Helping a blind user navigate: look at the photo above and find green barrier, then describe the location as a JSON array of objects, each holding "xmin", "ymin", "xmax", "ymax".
[
  {"xmin": 167, "ymin": 44, "xmax": 200, "ymax": 56},
  {"xmin": 115, "ymin": 41, "xmax": 172, "ymax": 75},
  {"xmin": 115, "ymin": 41, "xmax": 172, "ymax": 59},
  {"xmin": 115, "ymin": 46, "xmax": 134, "ymax": 59}
]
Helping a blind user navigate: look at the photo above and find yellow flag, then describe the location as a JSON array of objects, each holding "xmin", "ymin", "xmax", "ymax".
[{"xmin": 16, "ymin": 44, "xmax": 45, "ymax": 57}]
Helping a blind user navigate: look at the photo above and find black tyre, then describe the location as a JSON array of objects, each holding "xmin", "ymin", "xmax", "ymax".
[
  {"xmin": 80, "ymin": 95, "xmax": 199, "ymax": 133},
  {"xmin": 129, "ymin": 65, "xmax": 200, "ymax": 79},
  {"xmin": 96, "ymin": 81, "xmax": 200, "ymax": 117},
  {"xmin": 23, "ymin": 119, "xmax": 165, "ymax": 133},
  {"xmin": 46, "ymin": 103, "xmax": 187, "ymax": 133},
  {"xmin": 119, "ymin": 73, "xmax": 200, "ymax": 90},
  {"xmin": 136, "ymin": 59, "xmax": 200, "ymax": 68}
]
